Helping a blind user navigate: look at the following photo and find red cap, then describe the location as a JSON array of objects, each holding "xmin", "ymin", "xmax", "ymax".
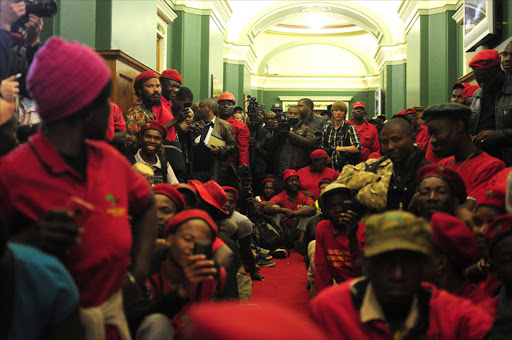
[
  {"xmin": 26, "ymin": 37, "xmax": 111, "ymax": 123},
  {"xmin": 134, "ymin": 71, "xmax": 159, "ymax": 90},
  {"xmin": 486, "ymin": 214, "xmax": 512, "ymax": 250},
  {"xmin": 310, "ymin": 149, "xmax": 329, "ymax": 159},
  {"xmin": 430, "ymin": 212, "xmax": 480, "ymax": 269},
  {"xmin": 462, "ymin": 85, "xmax": 480, "ymax": 100},
  {"xmin": 476, "ymin": 186, "xmax": 506, "ymax": 211},
  {"xmin": 262, "ymin": 178, "xmax": 276, "ymax": 186},
  {"xmin": 153, "ymin": 184, "xmax": 185, "ymax": 212},
  {"xmin": 160, "ymin": 69, "xmax": 183, "ymax": 85},
  {"xmin": 222, "ymin": 186, "xmax": 239, "ymax": 200},
  {"xmin": 140, "ymin": 120, "xmax": 167, "ymax": 139},
  {"xmin": 417, "ymin": 164, "xmax": 467, "ymax": 203},
  {"xmin": 188, "ymin": 180, "xmax": 229, "ymax": 214},
  {"xmin": 218, "ymin": 91, "xmax": 236, "ymax": 105},
  {"xmin": 404, "ymin": 108, "xmax": 417, "ymax": 115},
  {"xmin": 352, "ymin": 101, "xmax": 365, "ymax": 109},
  {"xmin": 469, "ymin": 49, "xmax": 500, "ymax": 70},
  {"xmin": 164, "ymin": 209, "xmax": 218, "ymax": 238},
  {"xmin": 452, "ymin": 82, "xmax": 469, "ymax": 90},
  {"xmin": 282, "ymin": 169, "xmax": 299, "ymax": 182},
  {"xmin": 396, "ymin": 110, "xmax": 406, "ymax": 115},
  {"xmin": 184, "ymin": 301, "xmax": 327, "ymax": 340}
]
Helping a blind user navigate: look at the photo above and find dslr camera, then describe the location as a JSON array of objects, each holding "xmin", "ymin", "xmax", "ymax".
[{"xmin": 14, "ymin": 0, "xmax": 57, "ymax": 26}]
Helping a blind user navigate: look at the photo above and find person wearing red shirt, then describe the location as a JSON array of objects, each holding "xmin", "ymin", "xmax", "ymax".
[
  {"xmin": 263, "ymin": 169, "xmax": 315, "ymax": 247},
  {"xmin": 218, "ymin": 92, "xmax": 250, "ymax": 170},
  {"xmin": 297, "ymin": 149, "xmax": 339, "ymax": 200},
  {"xmin": 397, "ymin": 108, "xmax": 430, "ymax": 152},
  {"xmin": 424, "ymin": 212, "xmax": 489, "ymax": 304},
  {"xmin": 348, "ymin": 101, "xmax": 380, "ymax": 163},
  {"xmin": 106, "ymin": 101, "xmax": 127, "ymax": 148},
  {"xmin": 158, "ymin": 69, "xmax": 189, "ymax": 143},
  {"xmin": 314, "ymin": 183, "xmax": 364, "ymax": 295},
  {"xmin": 424, "ymin": 103, "xmax": 505, "ymax": 226},
  {"xmin": 311, "ymin": 211, "xmax": 493, "ymax": 340},
  {"xmin": 0, "ymin": 37, "xmax": 158, "ymax": 339}
]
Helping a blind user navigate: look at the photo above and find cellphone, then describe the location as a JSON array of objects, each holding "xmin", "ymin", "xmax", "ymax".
[
  {"xmin": 66, "ymin": 196, "xmax": 94, "ymax": 226},
  {"xmin": 343, "ymin": 200, "xmax": 355, "ymax": 213},
  {"xmin": 184, "ymin": 102, "xmax": 192, "ymax": 108},
  {"xmin": 193, "ymin": 240, "xmax": 212, "ymax": 259}
]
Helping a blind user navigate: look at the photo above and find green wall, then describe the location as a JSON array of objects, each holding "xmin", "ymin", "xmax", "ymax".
[
  {"xmin": 381, "ymin": 63, "xmax": 406, "ymax": 117},
  {"xmin": 223, "ymin": 62, "xmax": 244, "ymax": 104}
]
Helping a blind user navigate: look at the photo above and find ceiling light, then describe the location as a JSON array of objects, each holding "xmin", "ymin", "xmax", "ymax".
[{"xmin": 307, "ymin": 13, "xmax": 325, "ymax": 30}]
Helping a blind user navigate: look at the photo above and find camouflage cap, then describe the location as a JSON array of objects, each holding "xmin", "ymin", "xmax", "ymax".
[{"xmin": 364, "ymin": 211, "xmax": 432, "ymax": 258}]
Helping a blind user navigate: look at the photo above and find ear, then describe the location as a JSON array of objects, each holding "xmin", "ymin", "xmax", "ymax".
[{"xmin": 166, "ymin": 234, "xmax": 175, "ymax": 247}]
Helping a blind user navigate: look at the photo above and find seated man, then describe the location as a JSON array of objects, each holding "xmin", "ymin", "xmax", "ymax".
[
  {"xmin": 134, "ymin": 210, "xmax": 222, "ymax": 340},
  {"xmin": 311, "ymin": 211, "xmax": 493, "ymax": 340},
  {"xmin": 263, "ymin": 170, "xmax": 316, "ymax": 248},
  {"xmin": 131, "ymin": 120, "xmax": 178, "ymax": 185},
  {"xmin": 0, "ymin": 216, "xmax": 83, "ymax": 340},
  {"xmin": 256, "ymin": 178, "xmax": 277, "ymax": 204},
  {"xmin": 297, "ymin": 149, "xmax": 339, "ymax": 200},
  {"xmin": 337, "ymin": 117, "xmax": 430, "ymax": 212},
  {"xmin": 413, "ymin": 164, "xmax": 467, "ymax": 221},
  {"xmin": 153, "ymin": 183, "xmax": 185, "ymax": 238},
  {"xmin": 425, "ymin": 212, "xmax": 489, "ymax": 304},
  {"xmin": 314, "ymin": 183, "xmax": 364, "ymax": 296},
  {"xmin": 423, "ymin": 103, "xmax": 505, "ymax": 225},
  {"xmin": 397, "ymin": 108, "xmax": 430, "ymax": 152}
]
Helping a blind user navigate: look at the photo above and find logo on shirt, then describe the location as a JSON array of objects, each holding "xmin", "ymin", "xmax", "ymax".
[{"xmin": 106, "ymin": 194, "xmax": 126, "ymax": 217}]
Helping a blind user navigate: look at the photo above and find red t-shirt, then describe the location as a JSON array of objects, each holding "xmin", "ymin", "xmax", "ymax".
[
  {"xmin": 155, "ymin": 96, "xmax": 176, "ymax": 142},
  {"xmin": 269, "ymin": 191, "xmax": 314, "ymax": 227},
  {"xmin": 415, "ymin": 124, "xmax": 430, "ymax": 152},
  {"xmin": 106, "ymin": 102, "xmax": 127, "ymax": 142},
  {"xmin": 454, "ymin": 281, "xmax": 490, "ymax": 305},
  {"xmin": 425, "ymin": 139, "xmax": 443, "ymax": 164},
  {"xmin": 311, "ymin": 280, "xmax": 493, "ymax": 340},
  {"xmin": 489, "ymin": 167, "xmax": 512, "ymax": 190},
  {"xmin": 0, "ymin": 130, "xmax": 151, "ymax": 307},
  {"xmin": 348, "ymin": 119, "xmax": 379, "ymax": 163},
  {"xmin": 314, "ymin": 220, "xmax": 365, "ymax": 295},
  {"xmin": 297, "ymin": 166, "xmax": 339, "ymax": 200},
  {"xmin": 438, "ymin": 152, "xmax": 505, "ymax": 200},
  {"xmin": 226, "ymin": 116, "xmax": 250, "ymax": 166}
]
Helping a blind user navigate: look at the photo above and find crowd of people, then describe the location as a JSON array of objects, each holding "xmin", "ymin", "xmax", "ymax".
[{"xmin": 3, "ymin": 1, "xmax": 512, "ymax": 339}]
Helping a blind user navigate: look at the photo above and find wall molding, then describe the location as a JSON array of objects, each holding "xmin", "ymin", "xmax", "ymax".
[
  {"xmin": 223, "ymin": 41, "xmax": 257, "ymax": 72},
  {"xmin": 251, "ymin": 74, "xmax": 381, "ymax": 91},
  {"xmin": 399, "ymin": 0, "xmax": 459, "ymax": 35},
  {"xmin": 173, "ymin": 0, "xmax": 232, "ymax": 33},
  {"xmin": 158, "ymin": 0, "xmax": 177, "ymax": 24}
]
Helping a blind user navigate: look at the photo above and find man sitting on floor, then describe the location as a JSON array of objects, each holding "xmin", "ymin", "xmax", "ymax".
[{"xmin": 297, "ymin": 149, "xmax": 339, "ymax": 200}]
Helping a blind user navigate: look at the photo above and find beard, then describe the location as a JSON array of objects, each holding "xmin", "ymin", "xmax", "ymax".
[{"xmin": 142, "ymin": 92, "xmax": 161, "ymax": 108}]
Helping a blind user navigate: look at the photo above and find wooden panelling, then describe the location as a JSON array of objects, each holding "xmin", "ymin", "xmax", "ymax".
[{"xmin": 97, "ymin": 50, "xmax": 158, "ymax": 115}]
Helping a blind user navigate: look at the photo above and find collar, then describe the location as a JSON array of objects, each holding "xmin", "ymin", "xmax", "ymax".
[
  {"xmin": 205, "ymin": 116, "xmax": 216, "ymax": 126},
  {"xmin": 28, "ymin": 129, "xmax": 101, "ymax": 179},
  {"xmin": 359, "ymin": 281, "xmax": 419, "ymax": 331},
  {"xmin": 303, "ymin": 112, "xmax": 315, "ymax": 124},
  {"xmin": 135, "ymin": 149, "xmax": 162, "ymax": 169}
]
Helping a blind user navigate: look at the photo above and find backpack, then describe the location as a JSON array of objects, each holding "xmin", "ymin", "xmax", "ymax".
[{"xmin": 253, "ymin": 215, "xmax": 285, "ymax": 251}]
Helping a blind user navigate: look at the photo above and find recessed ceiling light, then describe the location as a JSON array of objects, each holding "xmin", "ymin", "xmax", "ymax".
[{"xmin": 307, "ymin": 13, "xmax": 325, "ymax": 30}]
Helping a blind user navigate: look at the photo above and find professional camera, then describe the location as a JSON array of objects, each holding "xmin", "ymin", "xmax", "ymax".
[
  {"xmin": 246, "ymin": 95, "xmax": 261, "ymax": 132},
  {"xmin": 276, "ymin": 113, "xmax": 290, "ymax": 134},
  {"xmin": 14, "ymin": 0, "xmax": 58, "ymax": 26}
]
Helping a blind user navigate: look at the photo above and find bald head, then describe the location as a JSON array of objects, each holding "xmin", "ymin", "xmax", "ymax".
[
  {"xmin": 383, "ymin": 116, "xmax": 414, "ymax": 137},
  {"xmin": 198, "ymin": 98, "xmax": 218, "ymax": 121}
]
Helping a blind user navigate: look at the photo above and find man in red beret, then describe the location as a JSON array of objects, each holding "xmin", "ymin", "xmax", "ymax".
[
  {"xmin": 415, "ymin": 164, "xmax": 467, "ymax": 221},
  {"xmin": 468, "ymin": 49, "xmax": 512, "ymax": 166},
  {"xmin": 402, "ymin": 108, "xmax": 430, "ymax": 152},
  {"xmin": 348, "ymin": 101, "xmax": 380, "ymax": 162},
  {"xmin": 424, "ymin": 212, "xmax": 489, "ymax": 304},
  {"xmin": 263, "ymin": 169, "xmax": 316, "ymax": 248},
  {"xmin": 451, "ymin": 82, "xmax": 468, "ymax": 104},
  {"xmin": 0, "ymin": 37, "xmax": 158, "ymax": 339},
  {"xmin": 124, "ymin": 70, "xmax": 164, "ymax": 155},
  {"xmin": 131, "ymin": 120, "xmax": 178, "ymax": 185},
  {"xmin": 297, "ymin": 149, "xmax": 339, "ymax": 200},
  {"xmin": 153, "ymin": 183, "xmax": 185, "ymax": 237},
  {"xmin": 461, "ymin": 85, "xmax": 480, "ymax": 107}
]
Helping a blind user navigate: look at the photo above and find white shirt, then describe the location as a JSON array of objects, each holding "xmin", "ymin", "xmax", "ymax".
[{"xmin": 134, "ymin": 149, "xmax": 178, "ymax": 184}]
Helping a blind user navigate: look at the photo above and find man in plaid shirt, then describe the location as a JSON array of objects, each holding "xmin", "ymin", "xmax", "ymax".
[{"xmin": 321, "ymin": 100, "xmax": 361, "ymax": 171}]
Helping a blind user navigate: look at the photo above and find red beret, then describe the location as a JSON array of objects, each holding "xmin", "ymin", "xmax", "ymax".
[
  {"xmin": 282, "ymin": 169, "xmax": 299, "ymax": 182},
  {"xmin": 153, "ymin": 183, "xmax": 185, "ymax": 212},
  {"xmin": 262, "ymin": 178, "xmax": 276, "ymax": 186},
  {"xmin": 452, "ymin": 82, "xmax": 469, "ymax": 90},
  {"xmin": 486, "ymin": 214, "xmax": 512, "ymax": 250},
  {"xmin": 462, "ymin": 85, "xmax": 480, "ymax": 100},
  {"xmin": 352, "ymin": 101, "xmax": 365, "ymax": 109},
  {"xmin": 404, "ymin": 108, "xmax": 417, "ymax": 115},
  {"xmin": 430, "ymin": 212, "xmax": 480, "ymax": 269},
  {"xmin": 417, "ymin": 164, "xmax": 467, "ymax": 203},
  {"xmin": 476, "ymin": 186, "xmax": 506, "ymax": 211},
  {"xmin": 310, "ymin": 149, "xmax": 329, "ymax": 159},
  {"xmin": 140, "ymin": 120, "xmax": 167, "ymax": 139},
  {"xmin": 396, "ymin": 110, "xmax": 406, "ymax": 115},
  {"xmin": 184, "ymin": 301, "xmax": 327, "ymax": 340},
  {"xmin": 134, "ymin": 71, "xmax": 159, "ymax": 90},
  {"xmin": 164, "ymin": 209, "xmax": 218, "ymax": 239},
  {"xmin": 160, "ymin": 69, "xmax": 183, "ymax": 85},
  {"xmin": 469, "ymin": 49, "xmax": 500, "ymax": 70},
  {"xmin": 188, "ymin": 180, "xmax": 228, "ymax": 214},
  {"xmin": 222, "ymin": 186, "xmax": 239, "ymax": 200}
]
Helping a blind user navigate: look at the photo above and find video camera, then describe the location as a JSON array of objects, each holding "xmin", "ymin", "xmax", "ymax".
[
  {"xmin": 276, "ymin": 113, "xmax": 290, "ymax": 134},
  {"xmin": 246, "ymin": 95, "xmax": 261, "ymax": 132},
  {"xmin": 14, "ymin": 0, "xmax": 57, "ymax": 26}
]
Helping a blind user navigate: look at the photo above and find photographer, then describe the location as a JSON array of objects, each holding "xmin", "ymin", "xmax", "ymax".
[{"xmin": 266, "ymin": 105, "xmax": 316, "ymax": 181}]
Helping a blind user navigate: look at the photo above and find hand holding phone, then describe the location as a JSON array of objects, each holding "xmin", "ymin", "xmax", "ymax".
[{"xmin": 66, "ymin": 196, "xmax": 94, "ymax": 227}]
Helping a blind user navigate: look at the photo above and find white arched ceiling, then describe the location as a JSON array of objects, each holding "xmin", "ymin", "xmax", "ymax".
[{"xmin": 256, "ymin": 39, "xmax": 377, "ymax": 75}]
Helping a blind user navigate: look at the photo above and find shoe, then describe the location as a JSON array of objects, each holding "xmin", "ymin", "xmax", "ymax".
[
  {"xmin": 258, "ymin": 253, "xmax": 273, "ymax": 260},
  {"xmin": 271, "ymin": 248, "xmax": 287, "ymax": 259},
  {"xmin": 256, "ymin": 247, "xmax": 271, "ymax": 255},
  {"xmin": 256, "ymin": 259, "xmax": 276, "ymax": 267},
  {"xmin": 254, "ymin": 248, "xmax": 273, "ymax": 260},
  {"xmin": 294, "ymin": 240, "xmax": 307, "ymax": 256}
]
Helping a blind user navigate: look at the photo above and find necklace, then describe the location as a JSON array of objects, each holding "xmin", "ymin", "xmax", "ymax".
[{"xmin": 451, "ymin": 152, "xmax": 476, "ymax": 172}]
